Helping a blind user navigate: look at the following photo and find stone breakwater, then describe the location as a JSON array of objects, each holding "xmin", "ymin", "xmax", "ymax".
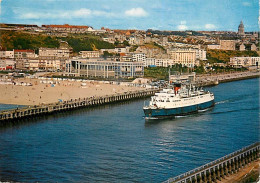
[
  {"xmin": 0, "ymin": 89, "xmax": 159, "ymax": 125},
  {"xmin": 196, "ymin": 71, "xmax": 260, "ymax": 87}
]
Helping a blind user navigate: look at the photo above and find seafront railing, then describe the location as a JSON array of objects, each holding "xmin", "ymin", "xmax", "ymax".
[
  {"xmin": 0, "ymin": 88, "xmax": 160, "ymax": 123},
  {"xmin": 163, "ymin": 142, "xmax": 260, "ymax": 183}
]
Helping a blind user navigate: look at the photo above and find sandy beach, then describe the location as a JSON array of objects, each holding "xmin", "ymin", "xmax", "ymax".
[{"xmin": 0, "ymin": 77, "xmax": 147, "ymax": 105}]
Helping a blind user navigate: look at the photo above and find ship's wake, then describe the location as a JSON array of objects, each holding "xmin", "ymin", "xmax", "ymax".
[
  {"xmin": 198, "ymin": 108, "xmax": 212, "ymax": 112},
  {"xmin": 215, "ymin": 91, "xmax": 258, "ymax": 105},
  {"xmin": 211, "ymin": 107, "xmax": 259, "ymax": 115},
  {"xmin": 215, "ymin": 100, "xmax": 230, "ymax": 105}
]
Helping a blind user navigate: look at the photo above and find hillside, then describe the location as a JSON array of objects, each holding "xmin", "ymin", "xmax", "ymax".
[
  {"xmin": 0, "ymin": 30, "xmax": 115, "ymax": 53},
  {"xmin": 0, "ymin": 30, "xmax": 60, "ymax": 51},
  {"xmin": 62, "ymin": 37, "xmax": 115, "ymax": 52}
]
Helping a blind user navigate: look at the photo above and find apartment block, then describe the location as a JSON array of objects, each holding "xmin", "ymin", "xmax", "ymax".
[
  {"xmin": 132, "ymin": 53, "xmax": 146, "ymax": 62},
  {"xmin": 39, "ymin": 47, "xmax": 70, "ymax": 70},
  {"xmin": 79, "ymin": 51, "xmax": 100, "ymax": 58},
  {"xmin": 230, "ymin": 57, "xmax": 260, "ymax": 67},
  {"xmin": 168, "ymin": 48, "xmax": 197, "ymax": 67}
]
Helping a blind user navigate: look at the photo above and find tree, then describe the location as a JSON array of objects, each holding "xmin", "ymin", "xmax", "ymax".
[
  {"xmin": 123, "ymin": 40, "xmax": 130, "ymax": 46},
  {"xmin": 114, "ymin": 40, "xmax": 120, "ymax": 46}
]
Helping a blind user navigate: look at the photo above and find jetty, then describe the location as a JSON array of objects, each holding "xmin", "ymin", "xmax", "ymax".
[
  {"xmin": 0, "ymin": 89, "xmax": 159, "ymax": 125},
  {"xmin": 163, "ymin": 142, "xmax": 260, "ymax": 183}
]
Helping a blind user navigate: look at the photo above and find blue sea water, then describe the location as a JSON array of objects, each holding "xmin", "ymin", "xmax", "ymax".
[
  {"xmin": 0, "ymin": 78, "xmax": 259, "ymax": 182},
  {"xmin": 0, "ymin": 104, "xmax": 24, "ymax": 111}
]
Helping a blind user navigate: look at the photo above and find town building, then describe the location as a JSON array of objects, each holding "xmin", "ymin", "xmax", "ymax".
[
  {"xmin": 16, "ymin": 58, "xmax": 40, "ymax": 71},
  {"xmin": 39, "ymin": 47, "xmax": 70, "ymax": 70},
  {"xmin": 120, "ymin": 53, "xmax": 133, "ymax": 62},
  {"xmin": 168, "ymin": 48, "xmax": 198, "ymax": 67},
  {"xmin": 79, "ymin": 51, "xmax": 100, "ymax": 58},
  {"xmin": 219, "ymin": 40, "xmax": 236, "ymax": 50},
  {"xmin": 230, "ymin": 57, "xmax": 260, "ymax": 67},
  {"xmin": 132, "ymin": 53, "xmax": 146, "ymax": 62},
  {"xmin": 251, "ymin": 44, "xmax": 257, "ymax": 51},
  {"xmin": 114, "ymin": 47, "xmax": 129, "ymax": 53},
  {"xmin": 145, "ymin": 58, "xmax": 156, "ymax": 67},
  {"xmin": 0, "ymin": 59, "xmax": 15, "ymax": 70},
  {"xmin": 66, "ymin": 58, "xmax": 144, "ymax": 78},
  {"xmin": 0, "ymin": 51, "xmax": 14, "ymax": 58},
  {"xmin": 207, "ymin": 44, "xmax": 220, "ymax": 50},
  {"xmin": 155, "ymin": 58, "xmax": 174, "ymax": 67},
  {"xmin": 239, "ymin": 43, "xmax": 246, "ymax": 51},
  {"xmin": 42, "ymin": 24, "xmax": 93, "ymax": 33},
  {"xmin": 195, "ymin": 49, "xmax": 207, "ymax": 60},
  {"xmin": 14, "ymin": 49, "xmax": 36, "ymax": 59}
]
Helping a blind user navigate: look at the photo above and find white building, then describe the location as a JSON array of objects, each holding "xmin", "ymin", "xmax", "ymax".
[
  {"xmin": 14, "ymin": 49, "xmax": 36, "ymax": 59},
  {"xmin": 115, "ymin": 47, "xmax": 129, "ymax": 53},
  {"xmin": 195, "ymin": 49, "xmax": 207, "ymax": 61},
  {"xmin": 230, "ymin": 57, "xmax": 260, "ymax": 67},
  {"xmin": 145, "ymin": 58, "xmax": 177, "ymax": 67},
  {"xmin": 39, "ymin": 47, "xmax": 70, "ymax": 70},
  {"xmin": 207, "ymin": 44, "xmax": 220, "ymax": 49},
  {"xmin": 168, "ymin": 48, "xmax": 198, "ymax": 67},
  {"xmin": 145, "ymin": 58, "xmax": 156, "ymax": 67},
  {"xmin": 39, "ymin": 47, "xmax": 70, "ymax": 58},
  {"xmin": 0, "ymin": 59, "xmax": 15, "ymax": 70},
  {"xmin": 0, "ymin": 51, "xmax": 14, "ymax": 58},
  {"xmin": 79, "ymin": 51, "xmax": 100, "ymax": 58},
  {"xmin": 132, "ymin": 53, "xmax": 146, "ymax": 62},
  {"xmin": 155, "ymin": 59, "xmax": 174, "ymax": 67}
]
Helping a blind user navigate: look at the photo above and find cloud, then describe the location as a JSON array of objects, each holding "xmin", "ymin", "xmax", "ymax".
[
  {"xmin": 205, "ymin": 24, "xmax": 216, "ymax": 29},
  {"xmin": 178, "ymin": 24, "xmax": 188, "ymax": 30},
  {"xmin": 177, "ymin": 20, "xmax": 188, "ymax": 30},
  {"xmin": 16, "ymin": 8, "xmax": 115, "ymax": 19},
  {"xmin": 242, "ymin": 2, "xmax": 251, "ymax": 6},
  {"xmin": 125, "ymin": 8, "xmax": 148, "ymax": 17},
  {"xmin": 73, "ymin": 8, "xmax": 91, "ymax": 17}
]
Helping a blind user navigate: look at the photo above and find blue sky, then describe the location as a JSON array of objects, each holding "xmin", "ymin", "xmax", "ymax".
[{"xmin": 1, "ymin": 0, "xmax": 258, "ymax": 31}]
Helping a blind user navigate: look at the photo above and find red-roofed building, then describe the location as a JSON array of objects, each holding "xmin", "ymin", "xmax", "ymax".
[
  {"xmin": 14, "ymin": 49, "xmax": 36, "ymax": 59},
  {"xmin": 42, "ymin": 24, "xmax": 93, "ymax": 33}
]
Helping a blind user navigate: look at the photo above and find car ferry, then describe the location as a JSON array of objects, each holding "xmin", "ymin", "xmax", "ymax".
[{"xmin": 143, "ymin": 83, "xmax": 214, "ymax": 119}]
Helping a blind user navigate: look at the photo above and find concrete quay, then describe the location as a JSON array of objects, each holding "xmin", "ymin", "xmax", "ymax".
[
  {"xmin": 0, "ymin": 89, "xmax": 159, "ymax": 125},
  {"xmin": 163, "ymin": 142, "xmax": 260, "ymax": 183},
  {"xmin": 196, "ymin": 71, "xmax": 260, "ymax": 87}
]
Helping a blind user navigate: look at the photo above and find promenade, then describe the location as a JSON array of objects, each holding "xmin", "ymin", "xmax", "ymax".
[{"xmin": 196, "ymin": 71, "xmax": 259, "ymax": 86}]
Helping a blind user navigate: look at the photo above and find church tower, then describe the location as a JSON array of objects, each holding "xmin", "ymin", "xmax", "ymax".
[{"xmin": 238, "ymin": 20, "xmax": 245, "ymax": 35}]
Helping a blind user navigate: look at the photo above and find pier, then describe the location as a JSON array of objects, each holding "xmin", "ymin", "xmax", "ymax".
[
  {"xmin": 0, "ymin": 89, "xmax": 159, "ymax": 124},
  {"xmin": 164, "ymin": 142, "xmax": 260, "ymax": 183}
]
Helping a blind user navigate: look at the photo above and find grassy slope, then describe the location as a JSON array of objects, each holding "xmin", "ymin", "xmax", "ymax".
[
  {"xmin": 0, "ymin": 30, "xmax": 115, "ymax": 53},
  {"xmin": 0, "ymin": 30, "xmax": 60, "ymax": 51}
]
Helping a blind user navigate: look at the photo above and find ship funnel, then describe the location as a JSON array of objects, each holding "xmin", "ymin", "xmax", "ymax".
[{"xmin": 174, "ymin": 83, "xmax": 181, "ymax": 95}]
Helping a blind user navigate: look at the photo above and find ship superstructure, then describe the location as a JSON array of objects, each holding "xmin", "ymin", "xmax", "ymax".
[{"xmin": 143, "ymin": 83, "xmax": 214, "ymax": 119}]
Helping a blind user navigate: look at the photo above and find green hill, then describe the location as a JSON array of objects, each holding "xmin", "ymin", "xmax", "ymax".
[
  {"xmin": 0, "ymin": 30, "xmax": 115, "ymax": 53},
  {"xmin": 0, "ymin": 30, "xmax": 60, "ymax": 51},
  {"xmin": 62, "ymin": 37, "xmax": 115, "ymax": 52}
]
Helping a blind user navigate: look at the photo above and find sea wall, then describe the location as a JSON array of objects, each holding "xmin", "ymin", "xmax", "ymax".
[{"xmin": 196, "ymin": 71, "xmax": 259, "ymax": 87}]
